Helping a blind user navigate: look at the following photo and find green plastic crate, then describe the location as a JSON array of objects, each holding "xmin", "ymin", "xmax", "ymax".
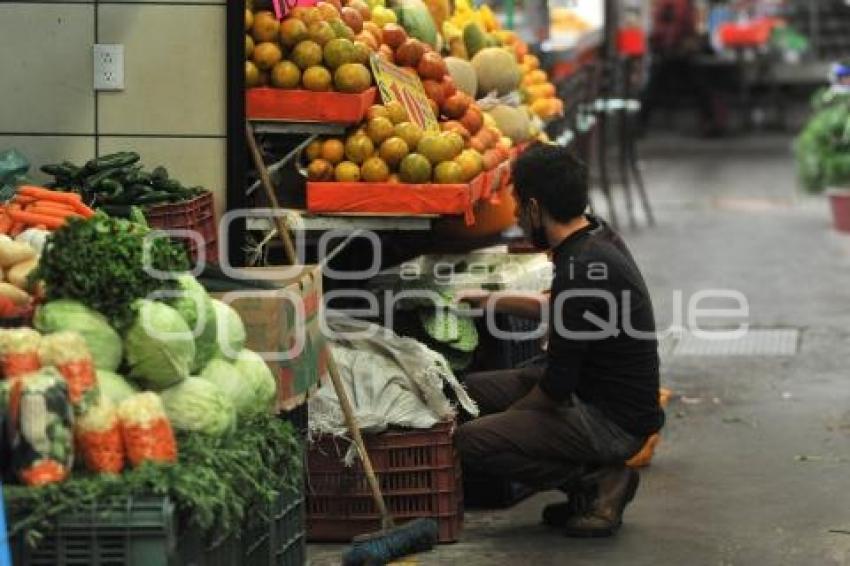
[
  {"xmin": 10, "ymin": 489, "xmax": 304, "ymax": 566},
  {"xmin": 242, "ymin": 487, "xmax": 306, "ymax": 566}
]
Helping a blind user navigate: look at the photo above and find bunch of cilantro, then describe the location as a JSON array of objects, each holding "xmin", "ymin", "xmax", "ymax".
[{"xmin": 33, "ymin": 213, "xmax": 190, "ymax": 331}]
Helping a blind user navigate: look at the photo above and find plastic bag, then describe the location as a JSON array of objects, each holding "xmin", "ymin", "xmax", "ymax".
[
  {"xmin": 0, "ymin": 149, "xmax": 31, "ymax": 202},
  {"xmin": 117, "ymin": 392, "xmax": 177, "ymax": 467},
  {"xmin": 38, "ymin": 331, "xmax": 100, "ymax": 414},
  {"xmin": 75, "ymin": 396, "xmax": 125, "ymax": 474},
  {"xmin": 8, "ymin": 367, "xmax": 75, "ymax": 486},
  {"xmin": 0, "ymin": 328, "xmax": 42, "ymax": 379}
]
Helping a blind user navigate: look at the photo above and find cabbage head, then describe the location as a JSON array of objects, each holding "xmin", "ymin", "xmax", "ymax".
[
  {"xmin": 124, "ymin": 300, "xmax": 195, "ymax": 390},
  {"xmin": 34, "ymin": 300, "xmax": 123, "ymax": 371},
  {"xmin": 211, "ymin": 299, "xmax": 246, "ymax": 360},
  {"xmin": 96, "ymin": 369, "xmax": 138, "ymax": 404},
  {"xmin": 159, "ymin": 377, "xmax": 235, "ymax": 436},
  {"xmin": 233, "ymin": 350, "xmax": 277, "ymax": 415},
  {"xmin": 169, "ymin": 274, "xmax": 217, "ymax": 373}
]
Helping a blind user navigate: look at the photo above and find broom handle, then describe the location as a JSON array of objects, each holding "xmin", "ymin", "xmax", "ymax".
[{"xmin": 246, "ymin": 125, "xmax": 394, "ymax": 530}]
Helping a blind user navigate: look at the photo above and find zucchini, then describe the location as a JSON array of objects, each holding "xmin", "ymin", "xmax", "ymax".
[
  {"xmin": 84, "ymin": 151, "xmax": 140, "ymax": 173},
  {"xmin": 97, "ymin": 179, "xmax": 124, "ymax": 199},
  {"xmin": 151, "ymin": 166, "xmax": 169, "ymax": 182},
  {"xmin": 135, "ymin": 190, "xmax": 171, "ymax": 204},
  {"xmin": 110, "ymin": 183, "xmax": 151, "ymax": 205}
]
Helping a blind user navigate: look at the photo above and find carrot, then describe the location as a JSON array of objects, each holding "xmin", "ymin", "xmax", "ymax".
[
  {"xmin": 9, "ymin": 222, "xmax": 25, "ymax": 236},
  {"xmin": 34, "ymin": 224, "xmax": 48, "ymax": 231},
  {"xmin": 17, "ymin": 186, "xmax": 82, "ymax": 205},
  {"xmin": 29, "ymin": 200, "xmax": 76, "ymax": 212},
  {"xmin": 13, "ymin": 195, "xmax": 36, "ymax": 206},
  {"xmin": 25, "ymin": 207, "xmax": 80, "ymax": 219},
  {"xmin": 0, "ymin": 214, "xmax": 12, "ymax": 235},
  {"xmin": 6, "ymin": 209, "xmax": 65, "ymax": 230},
  {"xmin": 73, "ymin": 202, "xmax": 95, "ymax": 219}
]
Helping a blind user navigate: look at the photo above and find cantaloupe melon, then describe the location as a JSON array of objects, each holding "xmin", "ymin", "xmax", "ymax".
[
  {"xmin": 486, "ymin": 104, "xmax": 532, "ymax": 144},
  {"xmin": 471, "ymin": 47, "xmax": 520, "ymax": 97},
  {"xmin": 445, "ymin": 57, "xmax": 477, "ymax": 98}
]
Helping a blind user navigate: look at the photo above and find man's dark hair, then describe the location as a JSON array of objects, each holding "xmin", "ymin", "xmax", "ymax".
[{"xmin": 512, "ymin": 142, "xmax": 589, "ymax": 223}]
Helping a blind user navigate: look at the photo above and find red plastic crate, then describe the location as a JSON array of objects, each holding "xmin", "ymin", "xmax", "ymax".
[
  {"xmin": 307, "ymin": 172, "xmax": 487, "ymax": 225},
  {"xmin": 617, "ymin": 27, "xmax": 647, "ymax": 57},
  {"xmin": 246, "ymin": 87, "xmax": 378, "ymax": 124},
  {"xmin": 144, "ymin": 191, "xmax": 218, "ymax": 264},
  {"xmin": 306, "ymin": 420, "xmax": 463, "ymax": 543}
]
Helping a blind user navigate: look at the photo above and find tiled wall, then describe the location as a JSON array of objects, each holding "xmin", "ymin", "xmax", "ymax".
[{"xmin": 0, "ymin": 0, "xmax": 228, "ymax": 217}]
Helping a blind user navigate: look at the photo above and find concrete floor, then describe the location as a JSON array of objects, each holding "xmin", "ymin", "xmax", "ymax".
[{"xmin": 309, "ymin": 134, "xmax": 850, "ymax": 565}]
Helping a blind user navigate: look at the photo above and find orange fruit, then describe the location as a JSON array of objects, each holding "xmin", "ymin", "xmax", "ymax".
[
  {"xmin": 455, "ymin": 149, "xmax": 483, "ymax": 181},
  {"xmin": 351, "ymin": 41, "xmax": 371, "ymax": 64},
  {"xmin": 245, "ymin": 61, "xmax": 261, "ymax": 88},
  {"xmin": 323, "ymin": 38, "xmax": 355, "ymax": 70},
  {"xmin": 300, "ymin": 7, "xmax": 323, "ymax": 26},
  {"xmin": 271, "ymin": 61, "xmax": 301, "ymax": 88},
  {"xmin": 361, "ymin": 157, "xmax": 391, "ymax": 182},
  {"xmin": 245, "ymin": 9, "xmax": 254, "ymax": 32},
  {"xmin": 329, "ymin": 19, "xmax": 356, "ymax": 41},
  {"xmin": 307, "ymin": 159, "xmax": 335, "ymax": 181},
  {"xmin": 344, "ymin": 134, "xmax": 375, "ymax": 164},
  {"xmin": 253, "ymin": 42, "xmax": 283, "ymax": 71},
  {"xmin": 302, "ymin": 66, "xmax": 333, "ymax": 91},
  {"xmin": 245, "ymin": 35, "xmax": 255, "ymax": 59},
  {"xmin": 366, "ymin": 117, "xmax": 394, "ymax": 145},
  {"xmin": 385, "ymin": 101, "xmax": 409, "ymax": 124},
  {"xmin": 305, "ymin": 139, "xmax": 323, "ymax": 162},
  {"xmin": 290, "ymin": 40, "xmax": 323, "ymax": 70},
  {"xmin": 416, "ymin": 132, "xmax": 456, "ymax": 165},
  {"xmin": 334, "ymin": 63, "xmax": 372, "ymax": 93},
  {"xmin": 280, "ymin": 18, "xmax": 309, "ymax": 47},
  {"xmin": 321, "ymin": 139, "xmax": 345, "ymax": 164},
  {"xmin": 308, "ymin": 21, "xmax": 337, "ymax": 46},
  {"xmin": 387, "ymin": 173, "xmax": 401, "ymax": 184},
  {"xmin": 399, "ymin": 153, "xmax": 432, "ymax": 183},
  {"xmin": 379, "ymin": 136, "xmax": 409, "ymax": 167},
  {"xmin": 335, "ymin": 161, "xmax": 361, "ymax": 182},
  {"xmin": 393, "ymin": 122, "xmax": 423, "ymax": 151},
  {"xmin": 252, "ymin": 11, "xmax": 280, "ymax": 43},
  {"xmin": 442, "ymin": 131, "xmax": 465, "ymax": 158},
  {"xmin": 366, "ymin": 105, "xmax": 390, "ymax": 121},
  {"xmin": 317, "ymin": 2, "xmax": 341, "ymax": 21},
  {"xmin": 433, "ymin": 161, "xmax": 465, "ymax": 184},
  {"xmin": 362, "ymin": 21, "xmax": 382, "ymax": 43}
]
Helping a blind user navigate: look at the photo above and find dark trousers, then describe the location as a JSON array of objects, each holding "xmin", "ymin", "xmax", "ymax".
[{"xmin": 455, "ymin": 368, "xmax": 645, "ymax": 490}]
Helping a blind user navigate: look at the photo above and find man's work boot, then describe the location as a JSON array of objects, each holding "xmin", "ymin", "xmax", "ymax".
[
  {"xmin": 541, "ymin": 486, "xmax": 595, "ymax": 527},
  {"xmin": 563, "ymin": 466, "xmax": 640, "ymax": 538}
]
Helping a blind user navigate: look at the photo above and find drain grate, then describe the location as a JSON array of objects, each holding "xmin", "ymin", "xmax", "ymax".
[{"xmin": 672, "ymin": 328, "xmax": 800, "ymax": 357}]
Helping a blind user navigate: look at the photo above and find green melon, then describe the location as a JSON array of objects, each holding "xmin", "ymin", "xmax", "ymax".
[
  {"xmin": 486, "ymin": 104, "xmax": 532, "ymax": 144},
  {"xmin": 472, "ymin": 47, "xmax": 521, "ymax": 98},
  {"xmin": 393, "ymin": 0, "xmax": 438, "ymax": 48},
  {"xmin": 445, "ymin": 56, "xmax": 477, "ymax": 98}
]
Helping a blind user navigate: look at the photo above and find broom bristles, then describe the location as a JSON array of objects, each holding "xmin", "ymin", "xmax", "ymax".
[{"xmin": 342, "ymin": 518, "xmax": 440, "ymax": 566}]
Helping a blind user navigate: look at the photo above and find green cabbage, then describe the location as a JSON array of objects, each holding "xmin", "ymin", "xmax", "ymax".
[
  {"xmin": 211, "ymin": 299, "xmax": 246, "ymax": 360},
  {"xmin": 169, "ymin": 274, "xmax": 217, "ymax": 373},
  {"xmin": 200, "ymin": 351, "xmax": 276, "ymax": 418},
  {"xmin": 96, "ymin": 369, "xmax": 138, "ymax": 404},
  {"xmin": 124, "ymin": 300, "xmax": 195, "ymax": 390},
  {"xmin": 34, "ymin": 300, "xmax": 123, "ymax": 371},
  {"xmin": 233, "ymin": 350, "xmax": 277, "ymax": 415},
  {"xmin": 159, "ymin": 377, "xmax": 236, "ymax": 436}
]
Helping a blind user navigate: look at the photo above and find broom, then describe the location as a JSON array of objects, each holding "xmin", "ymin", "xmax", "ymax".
[{"xmin": 246, "ymin": 126, "xmax": 439, "ymax": 565}]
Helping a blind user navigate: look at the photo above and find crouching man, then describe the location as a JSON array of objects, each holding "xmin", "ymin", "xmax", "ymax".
[{"xmin": 455, "ymin": 143, "xmax": 665, "ymax": 537}]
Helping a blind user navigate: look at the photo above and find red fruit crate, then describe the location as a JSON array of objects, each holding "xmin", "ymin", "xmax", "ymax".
[
  {"xmin": 306, "ymin": 420, "xmax": 463, "ymax": 543},
  {"xmin": 144, "ymin": 191, "xmax": 218, "ymax": 265},
  {"xmin": 246, "ymin": 87, "xmax": 378, "ymax": 124},
  {"xmin": 307, "ymin": 172, "xmax": 487, "ymax": 225}
]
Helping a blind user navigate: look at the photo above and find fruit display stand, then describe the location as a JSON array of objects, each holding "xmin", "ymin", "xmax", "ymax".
[{"xmin": 247, "ymin": 87, "xmax": 378, "ymax": 124}]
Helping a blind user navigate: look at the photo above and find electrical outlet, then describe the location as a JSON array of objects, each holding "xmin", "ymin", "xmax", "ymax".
[{"xmin": 93, "ymin": 44, "xmax": 125, "ymax": 91}]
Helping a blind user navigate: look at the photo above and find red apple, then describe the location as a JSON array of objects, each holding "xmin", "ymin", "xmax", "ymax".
[
  {"xmin": 440, "ymin": 120, "xmax": 471, "ymax": 142},
  {"xmin": 460, "ymin": 105, "xmax": 483, "ymax": 134},
  {"xmin": 348, "ymin": 0, "xmax": 371, "ymax": 21},
  {"xmin": 422, "ymin": 79, "xmax": 445, "ymax": 107},
  {"xmin": 340, "ymin": 7, "xmax": 363, "ymax": 34},
  {"xmin": 441, "ymin": 75, "xmax": 457, "ymax": 98},
  {"xmin": 382, "ymin": 23, "xmax": 408, "ymax": 50},
  {"xmin": 395, "ymin": 38, "xmax": 426, "ymax": 67},
  {"xmin": 417, "ymin": 51, "xmax": 447, "ymax": 81},
  {"xmin": 442, "ymin": 92, "xmax": 470, "ymax": 120}
]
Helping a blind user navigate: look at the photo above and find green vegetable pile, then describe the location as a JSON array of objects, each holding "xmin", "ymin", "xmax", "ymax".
[
  {"xmin": 795, "ymin": 88, "xmax": 850, "ymax": 192},
  {"xmin": 4, "ymin": 413, "xmax": 302, "ymax": 547},
  {"xmin": 33, "ymin": 213, "xmax": 189, "ymax": 331},
  {"xmin": 40, "ymin": 152, "xmax": 207, "ymax": 216}
]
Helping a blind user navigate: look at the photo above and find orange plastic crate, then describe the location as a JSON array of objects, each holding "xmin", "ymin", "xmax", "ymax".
[
  {"xmin": 246, "ymin": 87, "xmax": 378, "ymax": 124},
  {"xmin": 306, "ymin": 172, "xmax": 488, "ymax": 225},
  {"xmin": 306, "ymin": 420, "xmax": 463, "ymax": 543}
]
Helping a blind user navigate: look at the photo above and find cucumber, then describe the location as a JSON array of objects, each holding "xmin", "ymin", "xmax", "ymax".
[
  {"xmin": 135, "ymin": 190, "xmax": 171, "ymax": 204},
  {"xmin": 84, "ymin": 151, "xmax": 140, "ymax": 173}
]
